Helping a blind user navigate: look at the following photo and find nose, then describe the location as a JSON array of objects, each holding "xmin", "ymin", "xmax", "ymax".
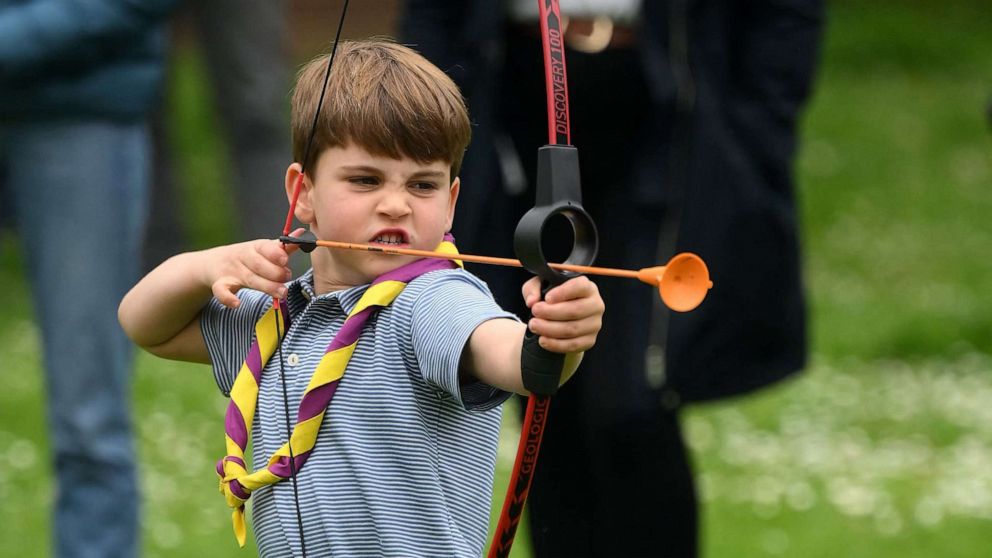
[{"xmin": 376, "ymin": 187, "xmax": 412, "ymax": 219}]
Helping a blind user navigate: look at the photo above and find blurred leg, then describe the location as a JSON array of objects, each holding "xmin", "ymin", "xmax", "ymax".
[
  {"xmin": 520, "ymin": 37, "xmax": 699, "ymax": 557},
  {"xmin": 143, "ymin": 104, "xmax": 187, "ymax": 272},
  {"xmin": 195, "ymin": 0, "xmax": 292, "ymax": 241},
  {"xmin": 529, "ymin": 203, "xmax": 699, "ymax": 557},
  {"xmin": 7, "ymin": 121, "xmax": 148, "ymax": 558}
]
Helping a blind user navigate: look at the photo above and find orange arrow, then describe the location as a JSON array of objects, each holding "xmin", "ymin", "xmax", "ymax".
[{"xmin": 291, "ymin": 238, "xmax": 713, "ymax": 312}]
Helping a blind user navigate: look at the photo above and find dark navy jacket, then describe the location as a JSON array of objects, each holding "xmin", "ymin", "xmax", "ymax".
[
  {"xmin": 0, "ymin": 0, "xmax": 177, "ymax": 122},
  {"xmin": 402, "ymin": 0, "xmax": 823, "ymax": 403}
]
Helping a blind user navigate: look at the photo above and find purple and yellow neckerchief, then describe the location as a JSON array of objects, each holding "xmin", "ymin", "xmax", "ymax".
[{"xmin": 216, "ymin": 235, "xmax": 463, "ymax": 546}]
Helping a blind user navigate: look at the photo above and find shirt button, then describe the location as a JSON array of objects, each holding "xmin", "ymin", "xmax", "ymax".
[{"xmin": 287, "ymin": 353, "xmax": 300, "ymax": 366}]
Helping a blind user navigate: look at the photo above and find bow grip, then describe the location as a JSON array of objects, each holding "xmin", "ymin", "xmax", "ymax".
[
  {"xmin": 520, "ymin": 327, "xmax": 565, "ymax": 396},
  {"xmin": 520, "ymin": 281, "xmax": 567, "ymax": 396},
  {"xmin": 514, "ymin": 145, "xmax": 599, "ymax": 396}
]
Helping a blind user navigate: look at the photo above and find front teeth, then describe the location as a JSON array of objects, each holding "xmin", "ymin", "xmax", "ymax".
[{"xmin": 373, "ymin": 234, "xmax": 403, "ymax": 245}]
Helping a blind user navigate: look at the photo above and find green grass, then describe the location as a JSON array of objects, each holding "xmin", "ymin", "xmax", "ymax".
[
  {"xmin": 798, "ymin": 1, "xmax": 992, "ymax": 360},
  {"xmin": 689, "ymin": 356, "xmax": 992, "ymax": 558},
  {"xmin": 2, "ymin": 1, "xmax": 991, "ymax": 556}
]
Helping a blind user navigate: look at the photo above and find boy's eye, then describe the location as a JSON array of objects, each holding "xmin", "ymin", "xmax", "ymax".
[
  {"xmin": 349, "ymin": 176, "xmax": 379, "ymax": 186},
  {"xmin": 410, "ymin": 182, "xmax": 438, "ymax": 192}
]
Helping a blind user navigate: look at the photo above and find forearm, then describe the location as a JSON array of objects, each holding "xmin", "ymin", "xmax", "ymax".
[
  {"xmin": 118, "ymin": 248, "xmax": 218, "ymax": 348},
  {"xmin": 463, "ymin": 318, "xmax": 584, "ymax": 395}
]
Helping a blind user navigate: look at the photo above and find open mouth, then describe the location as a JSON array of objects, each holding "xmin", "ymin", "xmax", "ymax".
[{"xmin": 369, "ymin": 230, "xmax": 409, "ymax": 246}]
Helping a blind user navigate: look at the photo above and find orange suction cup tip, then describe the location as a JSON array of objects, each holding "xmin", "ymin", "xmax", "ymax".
[{"xmin": 637, "ymin": 253, "xmax": 713, "ymax": 312}]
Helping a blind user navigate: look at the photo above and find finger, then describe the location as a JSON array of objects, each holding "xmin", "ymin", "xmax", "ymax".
[
  {"xmin": 212, "ymin": 279, "xmax": 242, "ymax": 309},
  {"xmin": 528, "ymin": 314, "xmax": 602, "ymax": 341},
  {"xmin": 543, "ymin": 276, "xmax": 598, "ymax": 304},
  {"xmin": 281, "ymin": 227, "xmax": 307, "ymax": 255},
  {"xmin": 239, "ymin": 266, "xmax": 289, "ymax": 300},
  {"xmin": 530, "ymin": 295, "xmax": 605, "ymax": 322},
  {"xmin": 521, "ymin": 276, "xmax": 543, "ymax": 308},
  {"xmin": 255, "ymin": 239, "xmax": 291, "ymax": 268},
  {"xmin": 248, "ymin": 243, "xmax": 293, "ymax": 282},
  {"xmin": 537, "ymin": 333, "xmax": 599, "ymax": 354}
]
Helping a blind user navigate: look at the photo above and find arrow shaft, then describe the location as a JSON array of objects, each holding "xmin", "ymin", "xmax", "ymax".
[{"xmin": 309, "ymin": 239, "xmax": 641, "ymax": 280}]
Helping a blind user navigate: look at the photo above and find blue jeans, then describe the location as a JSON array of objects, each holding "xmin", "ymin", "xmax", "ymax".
[{"xmin": 1, "ymin": 120, "xmax": 148, "ymax": 558}]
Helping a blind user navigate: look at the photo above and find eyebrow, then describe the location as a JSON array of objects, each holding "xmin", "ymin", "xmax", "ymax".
[
  {"xmin": 338, "ymin": 165, "xmax": 382, "ymax": 175},
  {"xmin": 408, "ymin": 170, "xmax": 447, "ymax": 180},
  {"xmin": 338, "ymin": 165, "xmax": 446, "ymax": 180}
]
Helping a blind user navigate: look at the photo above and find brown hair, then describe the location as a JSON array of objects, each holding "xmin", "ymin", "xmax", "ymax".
[{"xmin": 291, "ymin": 39, "xmax": 472, "ymax": 180}]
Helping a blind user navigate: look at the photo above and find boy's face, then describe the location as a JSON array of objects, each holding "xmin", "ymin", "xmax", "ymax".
[{"xmin": 287, "ymin": 143, "xmax": 460, "ymax": 289}]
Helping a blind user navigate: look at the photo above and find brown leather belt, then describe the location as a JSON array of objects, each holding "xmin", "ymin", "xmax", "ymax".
[{"xmin": 514, "ymin": 16, "xmax": 639, "ymax": 53}]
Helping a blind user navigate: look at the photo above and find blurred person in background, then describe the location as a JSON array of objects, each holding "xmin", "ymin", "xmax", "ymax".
[
  {"xmin": 0, "ymin": 0, "xmax": 177, "ymax": 555},
  {"xmin": 402, "ymin": 0, "xmax": 822, "ymax": 556},
  {"xmin": 143, "ymin": 0, "xmax": 292, "ymax": 271}
]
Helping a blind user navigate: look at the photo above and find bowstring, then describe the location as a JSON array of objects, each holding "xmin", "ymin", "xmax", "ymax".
[{"xmin": 273, "ymin": 2, "xmax": 351, "ymax": 555}]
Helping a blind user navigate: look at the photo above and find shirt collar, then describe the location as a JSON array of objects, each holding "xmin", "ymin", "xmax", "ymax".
[{"xmin": 286, "ymin": 269, "xmax": 369, "ymax": 316}]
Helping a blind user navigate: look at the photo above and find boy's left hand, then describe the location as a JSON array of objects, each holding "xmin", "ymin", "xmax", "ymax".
[{"xmin": 522, "ymin": 276, "xmax": 605, "ymax": 354}]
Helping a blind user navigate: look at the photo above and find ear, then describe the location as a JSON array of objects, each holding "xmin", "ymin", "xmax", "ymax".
[
  {"xmin": 445, "ymin": 176, "xmax": 460, "ymax": 232},
  {"xmin": 285, "ymin": 162, "xmax": 315, "ymax": 224}
]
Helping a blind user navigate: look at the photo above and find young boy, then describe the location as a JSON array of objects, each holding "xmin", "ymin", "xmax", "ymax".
[{"xmin": 118, "ymin": 40, "xmax": 604, "ymax": 557}]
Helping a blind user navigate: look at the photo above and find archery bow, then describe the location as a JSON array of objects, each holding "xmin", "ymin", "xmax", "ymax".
[{"xmin": 485, "ymin": 1, "xmax": 597, "ymax": 555}]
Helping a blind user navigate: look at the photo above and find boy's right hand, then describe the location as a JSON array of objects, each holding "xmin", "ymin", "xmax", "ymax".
[
  {"xmin": 119, "ymin": 228, "xmax": 303, "ymax": 362},
  {"xmin": 209, "ymin": 229, "xmax": 304, "ymax": 308}
]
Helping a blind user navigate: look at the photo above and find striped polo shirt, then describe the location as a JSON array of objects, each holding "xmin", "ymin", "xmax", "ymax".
[{"xmin": 201, "ymin": 268, "xmax": 518, "ymax": 557}]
